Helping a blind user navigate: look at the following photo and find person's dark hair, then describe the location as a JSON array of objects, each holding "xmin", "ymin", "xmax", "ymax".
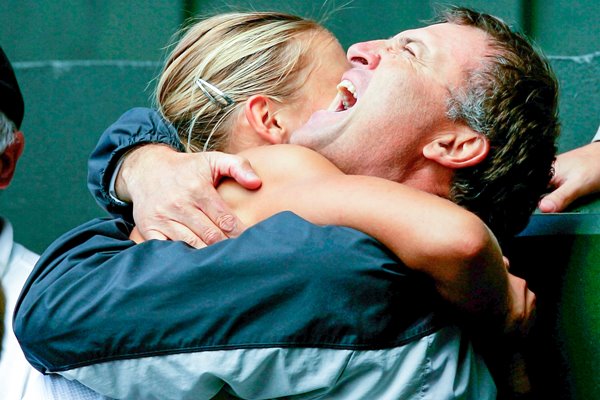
[
  {"xmin": 438, "ymin": 7, "xmax": 559, "ymax": 241},
  {"xmin": 0, "ymin": 47, "xmax": 24, "ymax": 130}
]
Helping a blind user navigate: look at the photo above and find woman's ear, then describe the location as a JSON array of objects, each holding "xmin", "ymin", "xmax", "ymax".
[
  {"xmin": 243, "ymin": 95, "xmax": 286, "ymax": 145},
  {"xmin": 0, "ymin": 131, "xmax": 24, "ymax": 189},
  {"xmin": 422, "ymin": 127, "xmax": 489, "ymax": 169}
]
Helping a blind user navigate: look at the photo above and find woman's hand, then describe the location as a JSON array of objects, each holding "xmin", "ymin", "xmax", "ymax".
[
  {"xmin": 504, "ymin": 272, "xmax": 536, "ymax": 337},
  {"xmin": 500, "ymin": 256, "xmax": 536, "ymax": 337},
  {"xmin": 117, "ymin": 145, "xmax": 262, "ymax": 248}
]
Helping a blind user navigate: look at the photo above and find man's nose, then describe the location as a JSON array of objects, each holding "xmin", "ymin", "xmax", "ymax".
[{"xmin": 347, "ymin": 41, "xmax": 381, "ymax": 69}]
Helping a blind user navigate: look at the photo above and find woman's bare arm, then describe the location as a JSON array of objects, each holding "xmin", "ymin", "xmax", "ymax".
[{"xmin": 218, "ymin": 145, "xmax": 510, "ymax": 324}]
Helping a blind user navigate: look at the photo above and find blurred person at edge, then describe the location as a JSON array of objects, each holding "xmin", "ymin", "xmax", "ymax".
[{"xmin": 0, "ymin": 46, "xmax": 40, "ymax": 400}]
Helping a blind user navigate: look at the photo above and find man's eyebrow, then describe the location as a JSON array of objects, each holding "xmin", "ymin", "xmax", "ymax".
[
  {"xmin": 405, "ymin": 37, "xmax": 426, "ymax": 46},
  {"xmin": 391, "ymin": 35, "xmax": 427, "ymax": 48}
]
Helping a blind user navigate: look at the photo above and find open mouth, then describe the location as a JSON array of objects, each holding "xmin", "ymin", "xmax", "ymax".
[{"xmin": 330, "ymin": 79, "xmax": 358, "ymax": 112}]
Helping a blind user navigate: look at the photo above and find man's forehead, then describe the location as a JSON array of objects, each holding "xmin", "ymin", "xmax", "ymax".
[
  {"xmin": 397, "ymin": 23, "xmax": 489, "ymax": 66},
  {"xmin": 394, "ymin": 23, "xmax": 483, "ymax": 43}
]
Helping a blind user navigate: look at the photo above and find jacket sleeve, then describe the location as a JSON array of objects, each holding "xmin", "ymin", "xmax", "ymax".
[
  {"xmin": 13, "ymin": 212, "xmax": 441, "ymax": 400},
  {"xmin": 87, "ymin": 107, "xmax": 184, "ymax": 220}
]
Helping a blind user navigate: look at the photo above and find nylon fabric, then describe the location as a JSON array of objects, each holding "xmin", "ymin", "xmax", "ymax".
[{"xmin": 14, "ymin": 212, "xmax": 443, "ymax": 374}]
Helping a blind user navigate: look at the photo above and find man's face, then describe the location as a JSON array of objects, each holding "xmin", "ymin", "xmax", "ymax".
[{"xmin": 290, "ymin": 23, "xmax": 489, "ymax": 183}]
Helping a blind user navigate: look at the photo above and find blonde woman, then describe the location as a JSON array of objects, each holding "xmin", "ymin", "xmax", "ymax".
[
  {"xmin": 17, "ymin": 11, "xmax": 535, "ymax": 399},
  {"xmin": 154, "ymin": 12, "xmax": 347, "ymax": 154}
]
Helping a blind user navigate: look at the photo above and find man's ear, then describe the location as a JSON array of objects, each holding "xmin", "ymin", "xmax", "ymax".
[
  {"xmin": 243, "ymin": 95, "xmax": 286, "ymax": 145},
  {"xmin": 422, "ymin": 127, "xmax": 489, "ymax": 169},
  {"xmin": 0, "ymin": 131, "xmax": 24, "ymax": 189}
]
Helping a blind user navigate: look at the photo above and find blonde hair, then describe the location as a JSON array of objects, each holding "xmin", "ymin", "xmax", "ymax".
[{"xmin": 156, "ymin": 12, "xmax": 327, "ymax": 152}]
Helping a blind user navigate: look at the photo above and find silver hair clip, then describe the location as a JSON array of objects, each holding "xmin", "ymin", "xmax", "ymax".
[{"xmin": 195, "ymin": 78, "xmax": 234, "ymax": 108}]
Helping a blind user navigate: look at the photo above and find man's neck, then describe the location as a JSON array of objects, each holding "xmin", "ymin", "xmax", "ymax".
[{"xmin": 401, "ymin": 165, "xmax": 452, "ymax": 199}]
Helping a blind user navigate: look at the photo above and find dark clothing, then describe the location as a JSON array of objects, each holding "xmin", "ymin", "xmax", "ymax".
[
  {"xmin": 14, "ymin": 212, "xmax": 442, "ymax": 374},
  {"xmin": 87, "ymin": 107, "xmax": 183, "ymax": 220},
  {"xmin": 0, "ymin": 47, "xmax": 24, "ymax": 129}
]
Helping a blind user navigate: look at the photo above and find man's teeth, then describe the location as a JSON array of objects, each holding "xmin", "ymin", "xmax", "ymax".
[
  {"xmin": 337, "ymin": 79, "xmax": 356, "ymax": 95},
  {"xmin": 336, "ymin": 80, "xmax": 357, "ymax": 110}
]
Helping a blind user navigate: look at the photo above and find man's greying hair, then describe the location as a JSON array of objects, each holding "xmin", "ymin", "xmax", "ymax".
[
  {"xmin": 440, "ymin": 7, "xmax": 559, "ymax": 241},
  {"xmin": 0, "ymin": 111, "xmax": 16, "ymax": 154},
  {"xmin": 156, "ymin": 12, "xmax": 326, "ymax": 152}
]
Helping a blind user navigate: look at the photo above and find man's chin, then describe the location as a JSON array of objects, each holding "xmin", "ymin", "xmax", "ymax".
[{"xmin": 290, "ymin": 109, "xmax": 348, "ymax": 147}]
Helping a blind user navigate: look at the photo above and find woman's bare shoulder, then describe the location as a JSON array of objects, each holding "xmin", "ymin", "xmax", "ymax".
[
  {"xmin": 219, "ymin": 145, "xmax": 343, "ymax": 226},
  {"xmin": 237, "ymin": 144, "xmax": 343, "ymax": 183}
]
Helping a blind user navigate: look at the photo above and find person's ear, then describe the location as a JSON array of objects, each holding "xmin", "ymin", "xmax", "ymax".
[
  {"xmin": 243, "ymin": 95, "xmax": 286, "ymax": 145},
  {"xmin": 0, "ymin": 131, "xmax": 24, "ymax": 189},
  {"xmin": 422, "ymin": 127, "xmax": 489, "ymax": 169}
]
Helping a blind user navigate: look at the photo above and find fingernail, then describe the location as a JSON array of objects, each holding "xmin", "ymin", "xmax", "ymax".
[
  {"xmin": 540, "ymin": 198, "xmax": 556, "ymax": 213},
  {"xmin": 245, "ymin": 171, "xmax": 259, "ymax": 180}
]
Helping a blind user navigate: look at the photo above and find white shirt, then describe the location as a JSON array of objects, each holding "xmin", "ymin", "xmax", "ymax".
[
  {"xmin": 0, "ymin": 219, "xmax": 107, "ymax": 400},
  {"xmin": 0, "ymin": 218, "xmax": 39, "ymax": 400}
]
